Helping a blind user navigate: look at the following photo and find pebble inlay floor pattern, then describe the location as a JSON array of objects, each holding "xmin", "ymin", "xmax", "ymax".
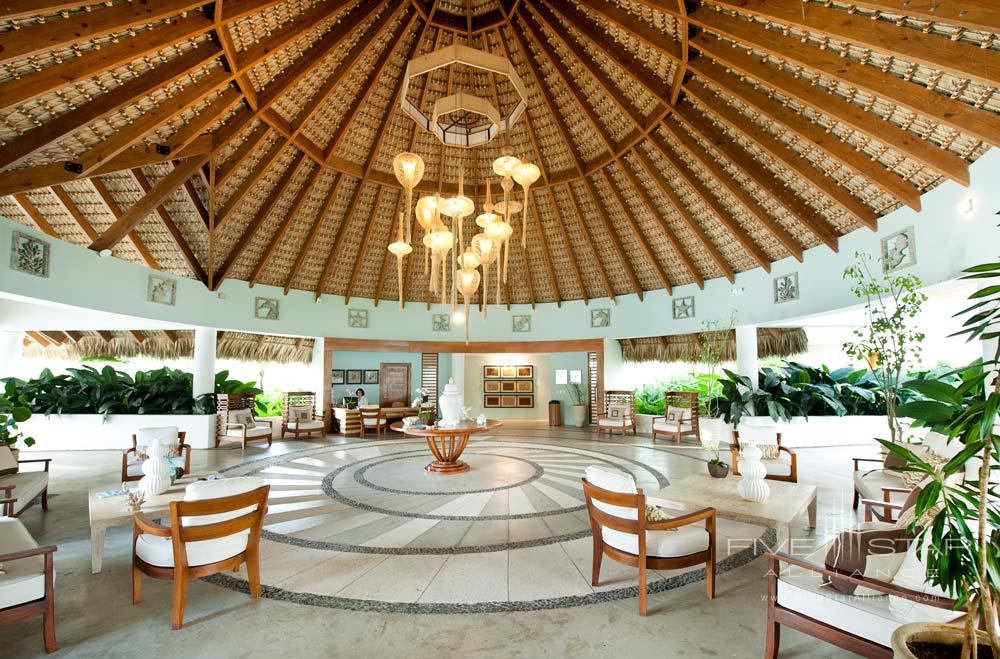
[{"xmin": 210, "ymin": 435, "xmax": 770, "ymax": 612}]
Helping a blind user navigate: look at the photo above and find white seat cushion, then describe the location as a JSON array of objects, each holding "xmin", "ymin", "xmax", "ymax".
[
  {"xmin": 287, "ymin": 420, "xmax": 323, "ymax": 431},
  {"xmin": 854, "ymin": 469, "xmax": 906, "ymax": 501},
  {"xmin": 125, "ymin": 456, "xmax": 186, "ymax": 478},
  {"xmin": 0, "ymin": 517, "xmax": 50, "ymax": 609},
  {"xmin": 603, "ymin": 524, "xmax": 710, "ymax": 558},
  {"xmin": 224, "ymin": 424, "xmax": 271, "ymax": 439},
  {"xmin": 136, "ymin": 426, "xmax": 179, "ymax": 446},
  {"xmin": 777, "ymin": 542, "xmax": 961, "ymax": 648},
  {"xmin": 136, "ymin": 477, "xmax": 266, "ymax": 568},
  {"xmin": 362, "ymin": 418, "xmax": 386, "ymax": 427},
  {"xmin": 760, "ymin": 457, "xmax": 792, "ymax": 478},
  {"xmin": 653, "ymin": 419, "xmax": 693, "ymax": 433},
  {"xmin": 0, "ymin": 471, "xmax": 48, "ymax": 515},
  {"xmin": 598, "ymin": 417, "xmax": 634, "ymax": 428}
]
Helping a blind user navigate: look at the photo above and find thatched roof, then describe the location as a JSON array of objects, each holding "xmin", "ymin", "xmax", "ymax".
[
  {"xmin": 0, "ymin": 1, "xmax": 997, "ymax": 305},
  {"xmin": 21, "ymin": 330, "xmax": 315, "ymax": 365},
  {"xmin": 619, "ymin": 327, "xmax": 807, "ymax": 363}
]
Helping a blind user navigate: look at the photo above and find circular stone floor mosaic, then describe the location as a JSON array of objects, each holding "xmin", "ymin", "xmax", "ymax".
[{"xmin": 207, "ymin": 436, "xmax": 771, "ymax": 613}]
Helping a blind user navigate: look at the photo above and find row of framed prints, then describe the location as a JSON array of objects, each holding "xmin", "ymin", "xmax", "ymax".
[
  {"xmin": 331, "ymin": 369, "xmax": 378, "ymax": 385},
  {"xmin": 484, "ymin": 394, "xmax": 534, "ymax": 408},
  {"xmin": 484, "ymin": 379, "xmax": 533, "ymax": 393},
  {"xmin": 483, "ymin": 365, "xmax": 533, "ymax": 379}
]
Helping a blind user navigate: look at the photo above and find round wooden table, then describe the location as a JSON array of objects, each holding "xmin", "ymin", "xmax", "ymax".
[{"xmin": 390, "ymin": 420, "xmax": 502, "ymax": 474}]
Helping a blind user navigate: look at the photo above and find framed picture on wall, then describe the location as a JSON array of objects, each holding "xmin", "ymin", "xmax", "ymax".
[
  {"xmin": 346, "ymin": 370, "xmax": 362, "ymax": 385},
  {"xmin": 363, "ymin": 370, "xmax": 379, "ymax": 384},
  {"xmin": 500, "ymin": 395, "xmax": 517, "ymax": 408},
  {"xmin": 516, "ymin": 395, "xmax": 534, "ymax": 408},
  {"xmin": 484, "ymin": 366, "xmax": 501, "ymax": 378},
  {"xmin": 516, "ymin": 365, "xmax": 533, "ymax": 378},
  {"xmin": 555, "ymin": 369, "xmax": 568, "ymax": 385},
  {"xmin": 484, "ymin": 380, "xmax": 501, "ymax": 393},
  {"xmin": 484, "ymin": 395, "xmax": 501, "ymax": 408},
  {"xmin": 500, "ymin": 380, "xmax": 517, "ymax": 393},
  {"xmin": 570, "ymin": 370, "xmax": 583, "ymax": 384},
  {"xmin": 500, "ymin": 366, "xmax": 517, "ymax": 378},
  {"xmin": 331, "ymin": 370, "xmax": 345, "ymax": 385},
  {"xmin": 516, "ymin": 380, "xmax": 533, "ymax": 393}
]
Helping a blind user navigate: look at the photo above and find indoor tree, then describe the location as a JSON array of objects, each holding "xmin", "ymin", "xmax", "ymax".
[
  {"xmin": 843, "ymin": 251, "xmax": 927, "ymax": 442},
  {"xmin": 695, "ymin": 310, "xmax": 737, "ymax": 417}
]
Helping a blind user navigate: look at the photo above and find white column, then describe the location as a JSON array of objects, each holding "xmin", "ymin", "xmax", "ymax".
[
  {"xmin": 0, "ymin": 331, "xmax": 24, "ymax": 378},
  {"xmin": 452, "ymin": 353, "xmax": 466, "ymax": 407},
  {"xmin": 310, "ymin": 337, "xmax": 325, "ymax": 406},
  {"xmin": 735, "ymin": 325, "xmax": 759, "ymax": 388},
  {"xmin": 192, "ymin": 327, "xmax": 217, "ymax": 397}
]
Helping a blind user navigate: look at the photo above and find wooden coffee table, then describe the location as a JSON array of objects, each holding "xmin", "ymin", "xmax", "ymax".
[
  {"xmin": 390, "ymin": 420, "xmax": 501, "ymax": 473},
  {"xmin": 646, "ymin": 473, "xmax": 817, "ymax": 548},
  {"xmin": 87, "ymin": 472, "xmax": 218, "ymax": 574}
]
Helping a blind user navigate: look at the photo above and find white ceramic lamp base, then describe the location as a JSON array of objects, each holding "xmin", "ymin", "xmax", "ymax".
[{"xmin": 737, "ymin": 439, "xmax": 770, "ymax": 502}]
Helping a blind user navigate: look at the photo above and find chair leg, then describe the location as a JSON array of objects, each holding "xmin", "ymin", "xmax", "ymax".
[
  {"xmin": 591, "ymin": 538, "xmax": 603, "ymax": 586},
  {"xmin": 706, "ymin": 553, "xmax": 716, "ymax": 600},
  {"xmin": 42, "ymin": 486, "xmax": 48, "ymax": 510},
  {"xmin": 42, "ymin": 595, "xmax": 56, "ymax": 653},
  {"xmin": 170, "ymin": 575, "xmax": 188, "ymax": 630},
  {"xmin": 132, "ymin": 563, "xmax": 142, "ymax": 604},
  {"xmin": 247, "ymin": 555, "xmax": 262, "ymax": 600},
  {"xmin": 852, "ymin": 488, "xmax": 860, "ymax": 510},
  {"xmin": 764, "ymin": 610, "xmax": 780, "ymax": 659},
  {"xmin": 638, "ymin": 561, "xmax": 648, "ymax": 616}
]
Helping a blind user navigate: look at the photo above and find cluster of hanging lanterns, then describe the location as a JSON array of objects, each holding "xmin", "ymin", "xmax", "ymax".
[{"xmin": 389, "ymin": 151, "xmax": 540, "ymax": 343}]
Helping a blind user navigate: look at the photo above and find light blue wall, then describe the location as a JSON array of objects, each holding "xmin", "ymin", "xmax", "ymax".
[
  {"xmin": 1, "ymin": 150, "xmax": 998, "ymax": 342},
  {"xmin": 549, "ymin": 352, "xmax": 590, "ymax": 425},
  {"xmin": 330, "ymin": 351, "xmax": 421, "ymax": 406}
]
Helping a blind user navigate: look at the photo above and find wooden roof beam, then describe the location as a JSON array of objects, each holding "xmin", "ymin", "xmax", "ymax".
[
  {"xmin": 687, "ymin": 8, "xmax": 1000, "ymax": 149},
  {"xmin": 599, "ymin": 169, "xmax": 674, "ymax": 294},
  {"xmin": 51, "ymin": 185, "xmax": 98, "ymax": 240},
  {"xmin": 25, "ymin": 331, "xmax": 52, "ymax": 347},
  {"xmin": 544, "ymin": 187, "xmax": 587, "ymax": 304},
  {"xmin": 684, "ymin": 79, "xmax": 879, "ymax": 230},
  {"xmin": 247, "ymin": 163, "xmax": 321, "ymax": 286},
  {"xmin": 163, "ymin": 329, "xmax": 179, "ymax": 343},
  {"xmin": 344, "ymin": 188, "xmax": 395, "ymax": 304},
  {"xmin": 12, "ymin": 193, "xmax": 59, "ymax": 238},
  {"xmin": 373, "ymin": 195, "xmax": 402, "ymax": 307},
  {"xmin": 89, "ymin": 178, "xmax": 160, "ymax": 269},
  {"xmin": 181, "ymin": 178, "xmax": 211, "ymax": 229},
  {"xmin": 574, "ymin": 0, "xmax": 683, "ymax": 65},
  {"xmin": 283, "ymin": 174, "xmax": 343, "ymax": 295},
  {"xmin": 580, "ymin": 177, "xmax": 645, "ymax": 301},
  {"xmin": 689, "ymin": 56, "xmax": 922, "ymax": 212},
  {"xmin": 214, "ymin": 124, "xmax": 271, "ymax": 188},
  {"xmin": 129, "ymin": 330, "xmax": 146, "ymax": 345},
  {"xmin": 215, "ymin": 138, "xmax": 288, "ymax": 229},
  {"xmin": 90, "ymin": 156, "xmax": 209, "ymax": 254},
  {"xmin": 233, "ymin": 0, "xmax": 356, "ymax": 73},
  {"xmin": 97, "ymin": 330, "xmax": 115, "ymax": 342},
  {"xmin": 38, "ymin": 331, "xmax": 67, "ymax": 345},
  {"xmin": 690, "ymin": 32, "xmax": 970, "ymax": 188},
  {"xmin": 131, "ymin": 168, "xmax": 208, "ymax": 285},
  {"xmin": 647, "ymin": 129, "xmax": 803, "ymax": 263},
  {"xmin": 314, "ymin": 179, "xmax": 369, "ymax": 301},
  {"xmin": 213, "ymin": 150, "xmax": 306, "ymax": 288}
]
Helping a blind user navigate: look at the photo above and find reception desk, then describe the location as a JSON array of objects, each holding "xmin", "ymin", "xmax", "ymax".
[{"xmin": 332, "ymin": 406, "xmax": 424, "ymax": 436}]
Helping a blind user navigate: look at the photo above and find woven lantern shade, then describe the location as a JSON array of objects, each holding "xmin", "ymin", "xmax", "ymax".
[
  {"xmin": 513, "ymin": 162, "xmax": 540, "ymax": 247},
  {"xmin": 393, "ymin": 152, "xmax": 425, "ymax": 242},
  {"xmin": 387, "ymin": 211, "xmax": 413, "ymax": 310},
  {"xmin": 492, "ymin": 155, "xmax": 521, "ymax": 177},
  {"xmin": 471, "ymin": 232, "xmax": 499, "ymax": 317},
  {"xmin": 455, "ymin": 267, "xmax": 481, "ymax": 344}
]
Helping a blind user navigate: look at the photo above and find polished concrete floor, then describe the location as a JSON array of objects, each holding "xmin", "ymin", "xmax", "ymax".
[{"xmin": 6, "ymin": 425, "xmax": 874, "ymax": 658}]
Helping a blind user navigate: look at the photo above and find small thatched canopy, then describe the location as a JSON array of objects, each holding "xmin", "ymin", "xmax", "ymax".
[
  {"xmin": 21, "ymin": 330, "xmax": 315, "ymax": 365},
  {"xmin": 619, "ymin": 328, "xmax": 807, "ymax": 364}
]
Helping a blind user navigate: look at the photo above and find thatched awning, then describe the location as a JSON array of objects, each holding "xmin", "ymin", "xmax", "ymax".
[
  {"xmin": 619, "ymin": 328, "xmax": 807, "ymax": 364},
  {"xmin": 21, "ymin": 330, "xmax": 315, "ymax": 365}
]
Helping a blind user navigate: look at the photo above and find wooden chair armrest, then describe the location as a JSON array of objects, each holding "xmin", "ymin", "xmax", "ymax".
[
  {"xmin": 133, "ymin": 512, "xmax": 172, "ymax": 537},
  {"xmin": 0, "ymin": 544, "xmax": 57, "ymax": 563},
  {"xmin": 226, "ymin": 422, "xmax": 246, "ymax": 431},
  {"xmin": 0, "ymin": 483, "xmax": 14, "ymax": 495},
  {"xmin": 861, "ymin": 499, "xmax": 904, "ymax": 511},
  {"xmin": 852, "ymin": 457, "xmax": 884, "ymax": 470},
  {"xmin": 647, "ymin": 506, "xmax": 716, "ymax": 531},
  {"xmin": 777, "ymin": 445, "xmax": 795, "ymax": 456},
  {"xmin": 767, "ymin": 551, "xmax": 958, "ymax": 611},
  {"xmin": 881, "ymin": 486, "xmax": 913, "ymax": 495},
  {"xmin": 17, "ymin": 458, "xmax": 52, "ymax": 472}
]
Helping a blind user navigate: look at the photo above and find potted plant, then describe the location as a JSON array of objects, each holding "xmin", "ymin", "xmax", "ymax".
[
  {"xmin": 1, "ymin": 381, "xmax": 34, "ymax": 460},
  {"xmin": 702, "ymin": 441, "xmax": 729, "ymax": 478},
  {"xmin": 566, "ymin": 383, "xmax": 587, "ymax": 427},
  {"xmin": 882, "ymin": 255, "xmax": 1000, "ymax": 658},
  {"xmin": 843, "ymin": 252, "xmax": 927, "ymax": 443}
]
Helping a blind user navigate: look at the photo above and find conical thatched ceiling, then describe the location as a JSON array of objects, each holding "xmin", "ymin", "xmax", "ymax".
[{"xmin": 1, "ymin": 1, "xmax": 997, "ymax": 306}]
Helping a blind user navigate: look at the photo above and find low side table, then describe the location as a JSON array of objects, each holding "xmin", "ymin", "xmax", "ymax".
[
  {"xmin": 87, "ymin": 472, "xmax": 219, "ymax": 574},
  {"xmin": 390, "ymin": 420, "xmax": 502, "ymax": 474}
]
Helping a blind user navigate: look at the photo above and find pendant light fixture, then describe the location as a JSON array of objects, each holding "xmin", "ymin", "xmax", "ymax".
[
  {"xmin": 512, "ymin": 161, "xmax": 540, "ymax": 247},
  {"xmin": 392, "ymin": 152, "xmax": 425, "ymax": 243}
]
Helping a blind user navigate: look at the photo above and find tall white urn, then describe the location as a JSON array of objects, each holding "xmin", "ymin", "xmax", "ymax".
[
  {"xmin": 138, "ymin": 440, "xmax": 172, "ymax": 497},
  {"xmin": 438, "ymin": 378, "xmax": 463, "ymax": 426},
  {"xmin": 736, "ymin": 439, "xmax": 770, "ymax": 502}
]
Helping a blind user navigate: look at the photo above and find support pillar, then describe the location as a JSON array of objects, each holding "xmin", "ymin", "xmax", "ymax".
[
  {"xmin": 0, "ymin": 331, "xmax": 24, "ymax": 378},
  {"xmin": 735, "ymin": 325, "xmax": 759, "ymax": 389},
  {"xmin": 309, "ymin": 337, "xmax": 326, "ymax": 412},
  {"xmin": 193, "ymin": 327, "xmax": 216, "ymax": 398}
]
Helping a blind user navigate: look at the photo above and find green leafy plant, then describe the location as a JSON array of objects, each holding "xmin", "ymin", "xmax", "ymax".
[
  {"xmin": 633, "ymin": 374, "xmax": 722, "ymax": 415},
  {"xmin": 697, "ymin": 311, "xmax": 737, "ymax": 416},
  {"xmin": 254, "ymin": 391, "xmax": 283, "ymax": 417},
  {"xmin": 565, "ymin": 383, "xmax": 586, "ymax": 406},
  {"xmin": 889, "ymin": 254, "xmax": 1000, "ymax": 656},
  {"xmin": 702, "ymin": 440, "xmax": 727, "ymax": 468},
  {"xmin": 843, "ymin": 252, "xmax": 927, "ymax": 442},
  {"xmin": 0, "ymin": 381, "xmax": 33, "ymax": 448}
]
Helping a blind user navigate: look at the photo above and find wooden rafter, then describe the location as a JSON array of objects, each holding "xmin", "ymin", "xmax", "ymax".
[
  {"xmin": 215, "ymin": 124, "xmax": 271, "ymax": 188},
  {"xmin": 215, "ymin": 138, "xmax": 288, "ymax": 229},
  {"xmin": 247, "ymin": 163, "xmax": 321, "ymax": 286},
  {"xmin": 181, "ymin": 178, "xmax": 211, "ymax": 228},
  {"xmin": 544, "ymin": 187, "xmax": 587, "ymax": 304},
  {"xmin": 373, "ymin": 195, "xmax": 403, "ymax": 307},
  {"xmin": 212, "ymin": 150, "xmax": 307, "ymax": 288},
  {"xmin": 88, "ymin": 178, "xmax": 161, "ymax": 269},
  {"xmin": 38, "ymin": 331, "xmax": 67, "ymax": 345},
  {"xmin": 25, "ymin": 331, "xmax": 52, "ymax": 347},
  {"xmin": 530, "ymin": 190, "xmax": 561, "ymax": 307},
  {"xmin": 163, "ymin": 329, "xmax": 179, "ymax": 343},
  {"xmin": 11, "ymin": 193, "xmax": 59, "ymax": 238},
  {"xmin": 129, "ymin": 330, "xmax": 146, "ymax": 345},
  {"xmin": 131, "ymin": 168, "xmax": 208, "ymax": 284},
  {"xmin": 283, "ymin": 174, "xmax": 343, "ymax": 295},
  {"xmin": 51, "ymin": 185, "xmax": 97, "ymax": 240},
  {"xmin": 574, "ymin": 0, "xmax": 683, "ymax": 65},
  {"xmin": 90, "ymin": 156, "xmax": 209, "ymax": 254},
  {"xmin": 670, "ymin": 0, "xmax": 689, "ymax": 105}
]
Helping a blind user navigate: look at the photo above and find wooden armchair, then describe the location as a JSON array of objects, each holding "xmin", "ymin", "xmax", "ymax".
[
  {"xmin": 0, "ymin": 445, "xmax": 51, "ymax": 517},
  {"xmin": 122, "ymin": 428, "xmax": 191, "ymax": 482},
  {"xmin": 281, "ymin": 391, "xmax": 324, "ymax": 440},
  {"xmin": 359, "ymin": 406, "xmax": 386, "ymax": 438},
  {"xmin": 596, "ymin": 390, "xmax": 636, "ymax": 436},
  {"xmin": 651, "ymin": 391, "xmax": 700, "ymax": 444},
  {"xmin": 582, "ymin": 465, "xmax": 715, "ymax": 616},
  {"xmin": 0, "ymin": 517, "xmax": 57, "ymax": 653},
  {"xmin": 131, "ymin": 477, "xmax": 269, "ymax": 630},
  {"xmin": 217, "ymin": 394, "xmax": 271, "ymax": 451},
  {"xmin": 731, "ymin": 430, "xmax": 798, "ymax": 483}
]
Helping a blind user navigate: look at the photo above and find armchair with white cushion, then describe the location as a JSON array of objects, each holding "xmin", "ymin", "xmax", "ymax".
[
  {"xmin": 0, "ymin": 444, "xmax": 51, "ymax": 517},
  {"xmin": 221, "ymin": 409, "xmax": 272, "ymax": 451},
  {"xmin": 651, "ymin": 391, "xmax": 699, "ymax": 444},
  {"xmin": 0, "ymin": 516, "xmax": 57, "ymax": 652},
  {"xmin": 131, "ymin": 476, "xmax": 270, "ymax": 630},
  {"xmin": 596, "ymin": 390, "xmax": 636, "ymax": 437},
  {"xmin": 731, "ymin": 428, "xmax": 797, "ymax": 483},
  {"xmin": 281, "ymin": 391, "xmax": 325, "ymax": 440},
  {"xmin": 122, "ymin": 427, "xmax": 191, "ymax": 482},
  {"xmin": 582, "ymin": 465, "xmax": 716, "ymax": 616}
]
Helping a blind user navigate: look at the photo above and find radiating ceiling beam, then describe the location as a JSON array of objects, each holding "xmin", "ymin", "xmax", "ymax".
[
  {"xmin": 564, "ymin": 183, "xmax": 615, "ymax": 303},
  {"xmin": 573, "ymin": 0, "xmax": 683, "ymax": 65},
  {"xmin": 530, "ymin": 190, "xmax": 561, "ymax": 307},
  {"xmin": 51, "ymin": 185, "xmax": 98, "ymax": 241},
  {"xmin": 215, "ymin": 125, "xmax": 271, "ymax": 189},
  {"xmin": 131, "ymin": 168, "xmax": 208, "ymax": 284},
  {"xmin": 89, "ymin": 178, "xmax": 161, "ymax": 268},
  {"xmin": 11, "ymin": 193, "xmax": 59, "ymax": 238},
  {"xmin": 25, "ymin": 331, "xmax": 52, "ymax": 347},
  {"xmin": 344, "ymin": 188, "xmax": 396, "ymax": 304},
  {"xmin": 215, "ymin": 139, "xmax": 288, "ymax": 229}
]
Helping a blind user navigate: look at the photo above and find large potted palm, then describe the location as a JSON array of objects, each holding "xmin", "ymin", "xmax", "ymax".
[{"xmin": 884, "ymin": 256, "xmax": 1000, "ymax": 658}]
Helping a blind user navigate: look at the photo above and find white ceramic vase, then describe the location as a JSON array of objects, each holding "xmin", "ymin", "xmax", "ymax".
[
  {"xmin": 438, "ymin": 378, "xmax": 463, "ymax": 426},
  {"xmin": 736, "ymin": 439, "xmax": 770, "ymax": 502},
  {"xmin": 137, "ymin": 440, "xmax": 172, "ymax": 497}
]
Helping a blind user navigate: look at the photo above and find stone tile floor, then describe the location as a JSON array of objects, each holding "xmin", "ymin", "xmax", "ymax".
[{"xmin": 5, "ymin": 425, "xmax": 874, "ymax": 658}]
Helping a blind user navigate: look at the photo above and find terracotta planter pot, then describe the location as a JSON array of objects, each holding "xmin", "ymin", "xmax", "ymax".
[
  {"xmin": 707, "ymin": 462, "xmax": 729, "ymax": 478},
  {"xmin": 891, "ymin": 622, "xmax": 992, "ymax": 659}
]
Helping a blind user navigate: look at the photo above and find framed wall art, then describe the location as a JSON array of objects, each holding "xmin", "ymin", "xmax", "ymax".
[
  {"xmin": 500, "ymin": 365, "xmax": 517, "ymax": 378},
  {"xmin": 10, "ymin": 231, "xmax": 49, "ymax": 278},
  {"xmin": 516, "ymin": 365, "xmax": 533, "ymax": 378},
  {"xmin": 500, "ymin": 380, "xmax": 517, "ymax": 393},
  {"xmin": 484, "ymin": 380, "xmax": 501, "ymax": 393},
  {"xmin": 363, "ymin": 370, "xmax": 379, "ymax": 385},
  {"xmin": 672, "ymin": 296, "xmax": 694, "ymax": 320},
  {"xmin": 516, "ymin": 395, "xmax": 534, "ymax": 408},
  {"xmin": 346, "ymin": 369, "xmax": 362, "ymax": 385},
  {"xmin": 882, "ymin": 226, "xmax": 916, "ymax": 273},
  {"xmin": 515, "ymin": 380, "xmax": 533, "ymax": 393},
  {"xmin": 500, "ymin": 395, "xmax": 517, "ymax": 408},
  {"xmin": 484, "ymin": 395, "xmax": 501, "ymax": 408},
  {"xmin": 147, "ymin": 275, "xmax": 176, "ymax": 306},
  {"xmin": 255, "ymin": 297, "xmax": 279, "ymax": 320},
  {"xmin": 347, "ymin": 308, "xmax": 368, "ymax": 328},
  {"xmin": 379, "ymin": 362, "xmax": 410, "ymax": 407},
  {"xmin": 512, "ymin": 314, "xmax": 531, "ymax": 332},
  {"xmin": 591, "ymin": 308, "xmax": 610, "ymax": 328},
  {"xmin": 484, "ymin": 365, "xmax": 501, "ymax": 378},
  {"xmin": 432, "ymin": 313, "xmax": 450, "ymax": 331},
  {"xmin": 773, "ymin": 273, "xmax": 799, "ymax": 304},
  {"xmin": 331, "ymin": 370, "xmax": 345, "ymax": 385}
]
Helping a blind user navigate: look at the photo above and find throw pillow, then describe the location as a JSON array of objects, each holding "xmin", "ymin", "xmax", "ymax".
[
  {"xmin": 292, "ymin": 407, "xmax": 311, "ymax": 421},
  {"xmin": 665, "ymin": 405, "xmax": 691, "ymax": 424},
  {"xmin": 823, "ymin": 524, "xmax": 912, "ymax": 595},
  {"xmin": 894, "ymin": 485, "xmax": 945, "ymax": 530},
  {"xmin": 232, "ymin": 410, "xmax": 254, "ymax": 427},
  {"xmin": 898, "ymin": 449, "xmax": 948, "ymax": 488},
  {"xmin": 644, "ymin": 505, "xmax": 676, "ymax": 530},
  {"xmin": 758, "ymin": 444, "xmax": 781, "ymax": 460}
]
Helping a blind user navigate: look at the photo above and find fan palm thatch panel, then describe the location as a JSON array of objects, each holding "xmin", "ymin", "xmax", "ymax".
[
  {"xmin": 531, "ymin": 190, "xmax": 585, "ymax": 301},
  {"xmin": 57, "ymin": 179, "xmax": 140, "ymax": 262},
  {"xmin": 544, "ymin": 185, "xmax": 602, "ymax": 300},
  {"xmin": 214, "ymin": 131, "xmax": 285, "ymax": 206},
  {"xmin": 294, "ymin": 174, "xmax": 361, "ymax": 293},
  {"xmin": 10, "ymin": 188, "xmax": 89, "ymax": 245},
  {"xmin": 553, "ymin": 182, "xmax": 617, "ymax": 298},
  {"xmin": 227, "ymin": 157, "xmax": 317, "ymax": 282},
  {"xmin": 619, "ymin": 327, "xmax": 808, "ymax": 364},
  {"xmin": 350, "ymin": 190, "xmax": 403, "ymax": 301},
  {"xmin": 575, "ymin": 1, "xmax": 678, "ymax": 86},
  {"xmin": 323, "ymin": 180, "xmax": 381, "ymax": 295},
  {"xmin": 141, "ymin": 163, "xmax": 210, "ymax": 268}
]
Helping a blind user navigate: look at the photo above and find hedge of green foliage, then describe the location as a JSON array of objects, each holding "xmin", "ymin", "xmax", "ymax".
[{"xmin": 2, "ymin": 367, "xmax": 262, "ymax": 417}]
